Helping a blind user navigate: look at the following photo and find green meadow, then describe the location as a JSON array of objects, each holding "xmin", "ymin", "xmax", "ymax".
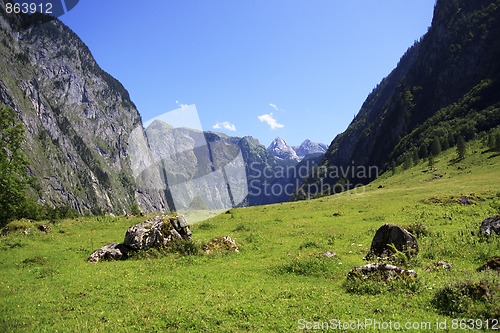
[{"xmin": 1, "ymin": 140, "xmax": 499, "ymax": 332}]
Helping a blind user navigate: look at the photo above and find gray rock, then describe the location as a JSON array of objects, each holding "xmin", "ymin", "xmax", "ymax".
[
  {"xmin": 88, "ymin": 242, "xmax": 129, "ymax": 263},
  {"xmin": 479, "ymin": 215, "xmax": 500, "ymax": 236},
  {"xmin": 123, "ymin": 215, "xmax": 191, "ymax": 250},
  {"xmin": 367, "ymin": 224, "xmax": 418, "ymax": 258}
]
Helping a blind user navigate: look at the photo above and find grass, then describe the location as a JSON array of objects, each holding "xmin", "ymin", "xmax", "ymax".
[{"xmin": 0, "ymin": 141, "xmax": 499, "ymax": 332}]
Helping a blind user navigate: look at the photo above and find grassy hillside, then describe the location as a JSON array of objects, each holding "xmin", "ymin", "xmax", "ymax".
[{"xmin": 0, "ymin": 140, "xmax": 499, "ymax": 332}]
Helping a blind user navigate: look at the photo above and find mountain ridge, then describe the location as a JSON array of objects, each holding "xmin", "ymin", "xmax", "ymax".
[
  {"xmin": 0, "ymin": 2, "xmax": 168, "ymax": 214},
  {"xmin": 295, "ymin": 0, "xmax": 500, "ymax": 199}
]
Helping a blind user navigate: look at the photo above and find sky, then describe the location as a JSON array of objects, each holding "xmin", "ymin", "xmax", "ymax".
[{"xmin": 60, "ymin": 0, "xmax": 436, "ymax": 147}]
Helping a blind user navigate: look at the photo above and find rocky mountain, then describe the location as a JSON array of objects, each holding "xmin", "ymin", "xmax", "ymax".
[
  {"xmin": 296, "ymin": 0, "xmax": 500, "ymax": 199},
  {"xmin": 267, "ymin": 137, "xmax": 327, "ymax": 161},
  {"xmin": 294, "ymin": 139, "xmax": 328, "ymax": 159},
  {"xmin": 0, "ymin": 3, "xmax": 168, "ymax": 214},
  {"xmin": 267, "ymin": 137, "xmax": 299, "ymax": 161}
]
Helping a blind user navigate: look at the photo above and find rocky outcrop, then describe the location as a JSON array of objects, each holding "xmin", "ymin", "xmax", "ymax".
[
  {"xmin": 366, "ymin": 224, "xmax": 418, "ymax": 258},
  {"xmin": 88, "ymin": 215, "xmax": 191, "ymax": 262},
  {"xmin": 479, "ymin": 215, "xmax": 500, "ymax": 236},
  {"xmin": 124, "ymin": 215, "xmax": 191, "ymax": 250},
  {"xmin": 88, "ymin": 242, "xmax": 130, "ymax": 263}
]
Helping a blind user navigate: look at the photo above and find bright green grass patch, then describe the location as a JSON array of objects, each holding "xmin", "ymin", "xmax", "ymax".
[{"xmin": 0, "ymin": 140, "xmax": 499, "ymax": 332}]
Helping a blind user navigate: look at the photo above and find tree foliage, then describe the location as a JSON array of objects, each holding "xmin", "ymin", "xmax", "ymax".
[
  {"xmin": 456, "ymin": 136, "xmax": 467, "ymax": 160},
  {"xmin": 0, "ymin": 105, "xmax": 29, "ymax": 225}
]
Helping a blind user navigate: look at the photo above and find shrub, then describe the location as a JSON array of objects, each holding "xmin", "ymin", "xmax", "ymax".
[
  {"xmin": 344, "ymin": 267, "xmax": 421, "ymax": 295},
  {"xmin": 278, "ymin": 255, "xmax": 339, "ymax": 277},
  {"xmin": 168, "ymin": 239, "xmax": 200, "ymax": 256},
  {"xmin": 432, "ymin": 279, "xmax": 500, "ymax": 318},
  {"xmin": 298, "ymin": 241, "xmax": 321, "ymax": 250},
  {"xmin": 404, "ymin": 222, "xmax": 431, "ymax": 238}
]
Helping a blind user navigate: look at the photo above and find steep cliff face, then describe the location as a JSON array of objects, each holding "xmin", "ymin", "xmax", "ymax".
[
  {"xmin": 0, "ymin": 2, "xmax": 168, "ymax": 214},
  {"xmin": 297, "ymin": 0, "xmax": 500, "ymax": 198}
]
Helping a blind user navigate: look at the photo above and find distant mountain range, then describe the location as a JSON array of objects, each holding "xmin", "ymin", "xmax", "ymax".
[
  {"xmin": 267, "ymin": 137, "xmax": 328, "ymax": 161},
  {"xmin": 144, "ymin": 119, "xmax": 325, "ymax": 209}
]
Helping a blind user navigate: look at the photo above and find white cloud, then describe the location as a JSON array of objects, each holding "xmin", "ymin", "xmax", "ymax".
[
  {"xmin": 269, "ymin": 103, "xmax": 284, "ymax": 112},
  {"xmin": 213, "ymin": 121, "xmax": 236, "ymax": 132},
  {"xmin": 258, "ymin": 113, "xmax": 284, "ymax": 130}
]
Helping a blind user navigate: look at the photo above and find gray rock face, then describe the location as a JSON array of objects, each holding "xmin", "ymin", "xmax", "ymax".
[
  {"xmin": 0, "ymin": 4, "xmax": 168, "ymax": 214},
  {"xmin": 88, "ymin": 242, "xmax": 129, "ymax": 263},
  {"xmin": 479, "ymin": 215, "xmax": 500, "ymax": 236},
  {"xmin": 367, "ymin": 224, "xmax": 418, "ymax": 258}
]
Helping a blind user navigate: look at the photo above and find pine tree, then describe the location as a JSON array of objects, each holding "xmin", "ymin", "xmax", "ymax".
[
  {"xmin": 412, "ymin": 150, "xmax": 419, "ymax": 166},
  {"xmin": 403, "ymin": 154, "xmax": 412, "ymax": 170},
  {"xmin": 487, "ymin": 133, "xmax": 495, "ymax": 149},
  {"xmin": 0, "ymin": 105, "xmax": 29, "ymax": 225},
  {"xmin": 430, "ymin": 137, "xmax": 442, "ymax": 156},
  {"xmin": 496, "ymin": 133, "xmax": 500, "ymax": 152},
  {"xmin": 391, "ymin": 160, "xmax": 396, "ymax": 175},
  {"xmin": 419, "ymin": 143, "xmax": 428, "ymax": 159},
  {"xmin": 456, "ymin": 136, "xmax": 466, "ymax": 160},
  {"xmin": 427, "ymin": 155, "xmax": 435, "ymax": 169}
]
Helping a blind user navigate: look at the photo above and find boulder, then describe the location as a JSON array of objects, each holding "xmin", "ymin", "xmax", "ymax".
[
  {"xmin": 88, "ymin": 242, "xmax": 129, "ymax": 263},
  {"xmin": 123, "ymin": 215, "xmax": 192, "ymax": 250},
  {"xmin": 88, "ymin": 214, "xmax": 192, "ymax": 262},
  {"xmin": 202, "ymin": 236, "xmax": 239, "ymax": 254},
  {"xmin": 348, "ymin": 263, "xmax": 417, "ymax": 282},
  {"xmin": 367, "ymin": 224, "xmax": 418, "ymax": 258},
  {"xmin": 479, "ymin": 215, "xmax": 500, "ymax": 236}
]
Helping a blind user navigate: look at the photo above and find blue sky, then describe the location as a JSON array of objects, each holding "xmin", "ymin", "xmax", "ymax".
[{"xmin": 61, "ymin": 0, "xmax": 435, "ymax": 147}]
